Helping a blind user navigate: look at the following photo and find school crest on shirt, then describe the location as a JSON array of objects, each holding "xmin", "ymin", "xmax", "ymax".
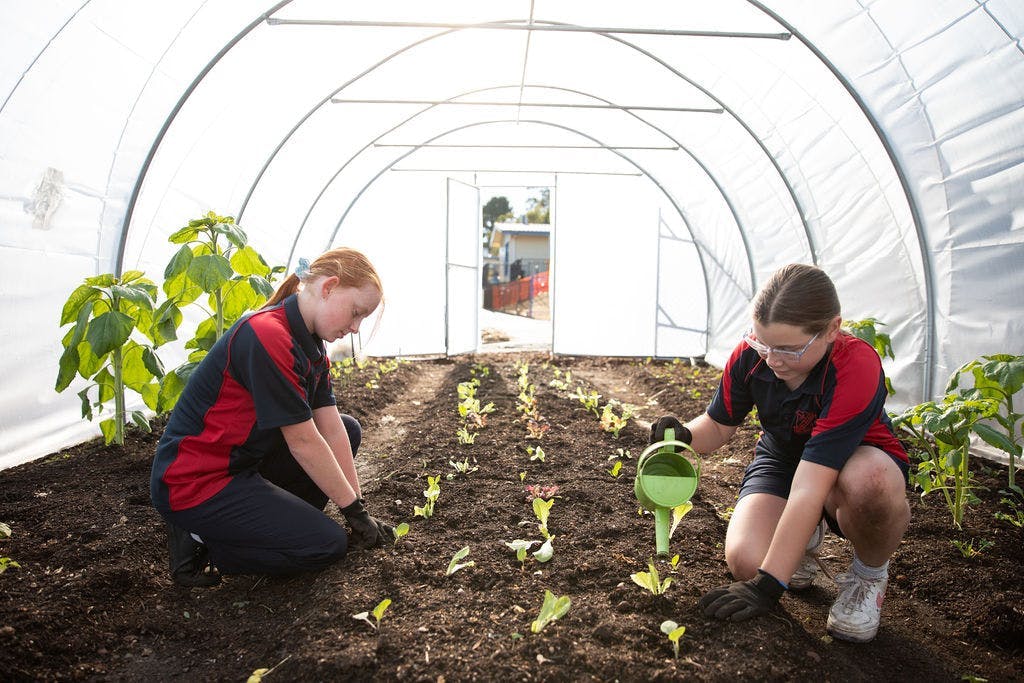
[{"xmin": 793, "ymin": 409, "xmax": 817, "ymax": 434}]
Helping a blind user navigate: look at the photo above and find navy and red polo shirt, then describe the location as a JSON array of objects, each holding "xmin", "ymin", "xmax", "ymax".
[
  {"xmin": 151, "ymin": 294, "xmax": 335, "ymax": 513},
  {"xmin": 706, "ymin": 332, "xmax": 907, "ymax": 470}
]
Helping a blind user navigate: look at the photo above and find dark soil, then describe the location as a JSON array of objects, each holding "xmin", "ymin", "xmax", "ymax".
[{"xmin": 1, "ymin": 354, "xmax": 1022, "ymax": 682}]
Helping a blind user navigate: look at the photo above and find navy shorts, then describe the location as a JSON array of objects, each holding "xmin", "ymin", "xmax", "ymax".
[{"xmin": 737, "ymin": 440, "xmax": 910, "ymax": 537}]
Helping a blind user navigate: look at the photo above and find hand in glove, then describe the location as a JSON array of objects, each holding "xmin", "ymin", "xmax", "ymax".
[
  {"xmin": 698, "ymin": 569, "xmax": 786, "ymax": 621},
  {"xmin": 340, "ymin": 498, "xmax": 392, "ymax": 549},
  {"xmin": 650, "ymin": 415, "xmax": 693, "ymax": 445}
]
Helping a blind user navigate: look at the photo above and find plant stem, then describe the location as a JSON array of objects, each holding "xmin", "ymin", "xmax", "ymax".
[{"xmin": 111, "ymin": 346, "xmax": 125, "ymax": 446}]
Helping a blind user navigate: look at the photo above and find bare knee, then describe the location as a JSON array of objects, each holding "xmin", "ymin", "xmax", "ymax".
[
  {"xmin": 724, "ymin": 546, "xmax": 761, "ymax": 581},
  {"xmin": 838, "ymin": 460, "xmax": 909, "ymax": 528}
]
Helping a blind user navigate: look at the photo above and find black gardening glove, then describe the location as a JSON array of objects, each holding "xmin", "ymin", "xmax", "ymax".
[
  {"xmin": 650, "ymin": 415, "xmax": 693, "ymax": 445},
  {"xmin": 340, "ymin": 498, "xmax": 390, "ymax": 549},
  {"xmin": 698, "ymin": 569, "xmax": 786, "ymax": 621}
]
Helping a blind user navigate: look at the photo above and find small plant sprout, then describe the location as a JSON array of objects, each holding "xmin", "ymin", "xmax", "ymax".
[
  {"xmin": 0, "ymin": 522, "xmax": 20, "ymax": 574},
  {"xmin": 669, "ymin": 554, "xmax": 681, "ymax": 570},
  {"xmin": 519, "ymin": 471, "xmax": 527, "ymax": 482},
  {"xmin": 532, "ymin": 537, "xmax": 554, "ymax": 563},
  {"xmin": 951, "ymin": 537, "xmax": 994, "ymax": 559},
  {"xmin": 448, "ymin": 457, "xmax": 478, "ymax": 477},
  {"xmin": 246, "ymin": 655, "xmax": 292, "ymax": 683},
  {"xmin": 414, "ymin": 475, "xmax": 441, "ymax": 518},
  {"xmin": 530, "ymin": 590, "xmax": 571, "ymax": 634},
  {"xmin": 669, "ymin": 502, "xmax": 693, "ymax": 539},
  {"xmin": 505, "ymin": 539, "xmax": 538, "ymax": 568},
  {"xmin": 527, "ymin": 445, "xmax": 546, "ymax": 462},
  {"xmin": 609, "ymin": 447, "xmax": 632, "ymax": 461},
  {"xmin": 352, "ymin": 598, "xmax": 392, "ymax": 630},
  {"xmin": 607, "ymin": 460, "xmax": 623, "ymax": 478},
  {"xmin": 575, "ymin": 387, "xmax": 601, "ymax": 416},
  {"xmin": 994, "ymin": 497, "xmax": 1024, "ymax": 528},
  {"xmin": 660, "ymin": 620, "xmax": 686, "ymax": 659},
  {"xmin": 600, "ymin": 401, "xmax": 633, "ymax": 437},
  {"xmin": 525, "ymin": 420, "xmax": 549, "ymax": 439},
  {"xmin": 456, "ymin": 427, "xmax": 477, "ymax": 445},
  {"xmin": 446, "ymin": 546, "xmax": 475, "ymax": 576},
  {"xmin": 524, "ymin": 484, "xmax": 559, "ymax": 501},
  {"xmin": 533, "ymin": 497, "xmax": 554, "ymax": 539},
  {"xmin": 392, "ymin": 522, "xmax": 410, "ymax": 542},
  {"xmin": 631, "ymin": 559, "xmax": 672, "ymax": 595}
]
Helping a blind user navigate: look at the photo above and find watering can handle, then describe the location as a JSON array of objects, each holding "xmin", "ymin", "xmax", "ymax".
[{"xmin": 637, "ymin": 427, "xmax": 693, "ymax": 469}]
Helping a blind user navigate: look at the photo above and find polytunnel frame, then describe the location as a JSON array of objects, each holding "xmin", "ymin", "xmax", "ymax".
[
  {"xmin": 283, "ymin": 83, "xmax": 767, "ymax": 295},
  {"xmin": 320, "ymin": 116, "xmax": 719, "ymax": 356},
  {"xmin": 107, "ymin": 3, "xmax": 937, "ymax": 395}
]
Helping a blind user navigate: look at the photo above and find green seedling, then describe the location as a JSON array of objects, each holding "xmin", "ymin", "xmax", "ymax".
[
  {"xmin": 533, "ymin": 497, "xmax": 554, "ymax": 539},
  {"xmin": 449, "ymin": 458, "xmax": 478, "ymax": 477},
  {"xmin": 994, "ymin": 498, "xmax": 1024, "ymax": 528},
  {"xmin": 505, "ymin": 539, "xmax": 538, "ymax": 568},
  {"xmin": 631, "ymin": 559, "xmax": 672, "ymax": 595},
  {"xmin": 470, "ymin": 363, "xmax": 490, "ymax": 377},
  {"xmin": 669, "ymin": 502, "xmax": 693, "ymax": 539},
  {"xmin": 951, "ymin": 538, "xmax": 993, "ymax": 559},
  {"xmin": 414, "ymin": 475, "xmax": 441, "ymax": 519},
  {"xmin": 607, "ymin": 460, "xmax": 622, "ymax": 478},
  {"xmin": 669, "ymin": 554, "xmax": 681, "ymax": 570},
  {"xmin": 660, "ymin": 620, "xmax": 686, "ymax": 659},
  {"xmin": 519, "ymin": 471, "xmax": 527, "ymax": 482},
  {"xmin": 575, "ymin": 387, "xmax": 601, "ymax": 416},
  {"xmin": 526, "ymin": 445, "xmax": 546, "ymax": 462},
  {"xmin": 446, "ymin": 546, "xmax": 475, "ymax": 576},
  {"xmin": 0, "ymin": 522, "xmax": 19, "ymax": 574},
  {"xmin": 530, "ymin": 590, "xmax": 571, "ymax": 634},
  {"xmin": 600, "ymin": 401, "xmax": 633, "ymax": 437},
  {"xmin": 352, "ymin": 598, "xmax": 392, "ymax": 630},
  {"xmin": 246, "ymin": 655, "xmax": 292, "ymax": 683},
  {"xmin": 609, "ymin": 447, "xmax": 632, "ymax": 461},
  {"xmin": 456, "ymin": 427, "xmax": 477, "ymax": 445},
  {"xmin": 532, "ymin": 537, "xmax": 554, "ymax": 563},
  {"xmin": 392, "ymin": 522, "xmax": 410, "ymax": 542}
]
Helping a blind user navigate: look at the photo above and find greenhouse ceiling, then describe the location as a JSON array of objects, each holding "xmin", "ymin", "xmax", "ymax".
[{"xmin": 2, "ymin": 0, "xmax": 1023, "ymax": 468}]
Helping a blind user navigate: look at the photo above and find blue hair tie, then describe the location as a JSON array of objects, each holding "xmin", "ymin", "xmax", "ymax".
[{"xmin": 295, "ymin": 257, "xmax": 311, "ymax": 278}]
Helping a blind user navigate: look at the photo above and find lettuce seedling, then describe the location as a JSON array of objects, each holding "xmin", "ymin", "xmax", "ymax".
[
  {"xmin": 448, "ymin": 457, "xmax": 478, "ymax": 477},
  {"xmin": 392, "ymin": 522, "xmax": 410, "ymax": 542},
  {"xmin": 0, "ymin": 522, "xmax": 20, "ymax": 575},
  {"xmin": 574, "ymin": 387, "xmax": 601, "ymax": 416},
  {"xmin": 524, "ymin": 484, "xmax": 559, "ymax": 501},
  {"xmin": 631, "ymin": 559, "xmax": 672, "ymax": 595},
  {"xmin": 530, "ymin": 590, "xmax": 571, "ymax": 634},
  {"xmin": 414, "ymin": 475, "xmax": 441, "ymax": 518},
  {"xmin": 352, "ymin": 598, "xmax": 392, "ymax": 630},
  {"xmin": 950, "ymin": 537, "xmax": 993, "ymax": 559},
  {"xmin": 600, "ymin": 401, "xmax": 633, "ymax": 437},
  {"xmin": 526, "ymin": 445, "xmax": 546, "ymax": 462},
  {"xmin": 669, "ymin": 502, "xmax": 693, "ymax": 539},
  {"xmin": 607, "ymin": 460, "xmax": 622, "ymax": 478},
  {"xmin": 504, "ymin": 539, "xmax": 538, "ymax": 569},
  {"xmin": 660, "ymin": 620, "xmax": 686, "ymax": 658},
  {"xmin": 533, "ymin": 497, "xmax": 554, "ymax": 539},
  {"xmin": 532, "ymin": 537, "xmax": 554, "ymax": 563},
  {"xmin": 446, "ymin": 546, "xmax": 475, "ymax": 576},
  {"xmin": 456, "ymin": 427, "xmax": 477, "ymax": 445},
  {"xmin": 525, "ymin": 420, "xmax": 549, "ymax": 439}
]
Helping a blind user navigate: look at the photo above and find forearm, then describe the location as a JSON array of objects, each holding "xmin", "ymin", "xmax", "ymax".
[
  {"xmin": 313, "ymin": 406, "xmax": 361, "ymax": 498},
  {"xmin": 283, "ymin": 421, "xmax": 359, "ymax": 508},
  {"xmin": 686, "ymin": 413, "xmax": 738, "ymax": 454},
  {"xmin": 760, "ymin": 462, "xmax": 836, "ymax": 584}
]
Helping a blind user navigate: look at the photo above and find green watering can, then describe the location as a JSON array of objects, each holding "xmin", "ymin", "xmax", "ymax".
[{"xmin": 634, "ymin": 427, "xmax": 699, "ymax": 556}]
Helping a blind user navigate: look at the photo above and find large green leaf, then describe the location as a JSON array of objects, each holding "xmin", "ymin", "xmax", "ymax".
[
  {"xmin": 213, "ymin": 221, "xmax": 247, "ymax": 250},
  {"xmin": 150, "ymin": 301, "xmax": 182, "ymax": 345},
  {"xmin": 84, "ymin": 273, "xmax": 116, "ymax": 287},
  {"xmin": 130, "ymin": 410, "xmax": 152, "ymax": 432},
  {"xmin": 187, "ymin": 316, "xmax": 219, "ymax": 352},
  {"xmin": 142, "ymin": 346, "xmax": 165, "ymax": 378},
  {"xmin": 973, "ymin": 423, "xmax": 1021, "ymax": 456},
  {"xmin": 162, "ymin": 269, "xmax": 202, "ymax": 304},
  {"xmin": 982, "ymin": 356, "xmax": 1024, "ymax": 396},
  {"xmin": 55, "ymin": 346, "xmax": 80, "ymax": 392},
  {"xmin": 121, "ymin": 342, "xmax": 154, "ymax": 392},
  {"xmin": 99, "ymin": 417, "xmax": 117, "ymax": 445},
  {"xmin": 111, "ymin": 284, "xmax": 154, "ymax": 312},
  {"xmin": 164, "ymin": 244, "xmax": 193, "ymax": 279},
  {"xmin": 188, "ymin": 254, "xmax": 232, "ymax": 293},
  {"xmin": 76, "ymin": 339, "xmax": 105, "ymax": 378},
  {"xmin": 220, "ymin": 278, "xmax": 260, "ymax": 321},
  {"xmin": 94, "ymin": 367, "xmax": 115, "ymax": 404},
  {"xmin": 168, "ymin": 225, "xmax": 201, "ymax": 244},
  {"xmin": 78, "ymin": 387, "xmax": 93, "ymax": 420},
  {"xmin": 248, "ymin": 274, "xmax": 274, "ymax": 300},
  {"xmin": 230, "ymin": 245, "xmax": 270, "ymax": 277},
  {"xmin": 141, "ymin": 382, "xmax": 161, "ymax": 412},
  {"xmin": 60, "ymin": 284, "xmax": 100, "ymax": 326},
  {"xmin": 85, "ymin": 310, "xmax": 134, "ymax": 358},
  {"xmin": 119, "ymin": 270, "xmax": 146, "ymax": 284}
]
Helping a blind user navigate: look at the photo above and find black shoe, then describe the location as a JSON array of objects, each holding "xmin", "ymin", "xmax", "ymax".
[{"xmin": 166, "ymin": 523, "xmax": 221, "ymax": 587}]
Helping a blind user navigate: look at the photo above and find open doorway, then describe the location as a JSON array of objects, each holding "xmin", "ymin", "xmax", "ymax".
[{"xmin": 479, "ymin": 185, "xmax": 553, "ymax": 349}]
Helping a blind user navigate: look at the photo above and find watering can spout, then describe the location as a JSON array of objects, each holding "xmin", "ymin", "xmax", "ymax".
[{"xmin": 634, "ymin": 427, "xmax": 698, "ymax": 556}]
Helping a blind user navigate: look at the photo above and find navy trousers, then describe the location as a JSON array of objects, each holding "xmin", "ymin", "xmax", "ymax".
[{"xmin": 165, "ymin": 414, "xmax": 361, "ymax": 575}]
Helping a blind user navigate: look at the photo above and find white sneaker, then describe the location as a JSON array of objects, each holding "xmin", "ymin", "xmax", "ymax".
[
  {"xmin": 826, "ymin": 570, "xmax": 887, "ymax": 642},
  {"xmin": 789, "ymin": 517, "xmax": 828, "ymax": 591}
]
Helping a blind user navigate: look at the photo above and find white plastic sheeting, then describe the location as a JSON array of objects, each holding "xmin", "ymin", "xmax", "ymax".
[{"xmin": 1, "ymin": 0, "xmax": 1022, "ymax": 467}]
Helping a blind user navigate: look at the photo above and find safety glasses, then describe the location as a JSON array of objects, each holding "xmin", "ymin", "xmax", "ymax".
[{"xmin": 743, "ymin": 330, "xmax": 819, "ymax": 362}]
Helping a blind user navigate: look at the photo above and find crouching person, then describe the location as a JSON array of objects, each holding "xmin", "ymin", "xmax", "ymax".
[
  {"xmin": 150, "ymin": 248, "xmax": 393, "ymax": 587},
  {"xmin": 651, "ymin": 264, "xmax": 911, "ymax": 642}
]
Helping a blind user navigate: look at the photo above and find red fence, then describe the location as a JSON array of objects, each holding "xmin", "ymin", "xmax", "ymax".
[{"xmin": 485, "ymin": 271, "xmax": 548, "ymax": 311}]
